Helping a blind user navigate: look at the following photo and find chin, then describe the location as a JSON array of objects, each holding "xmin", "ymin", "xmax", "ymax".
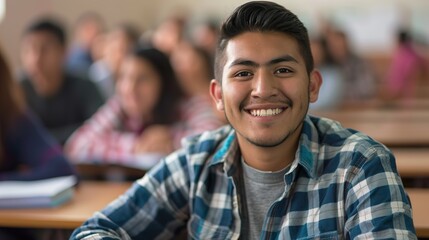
[{"xmin": 246, "ymin": 135, "xmax": 290, "ymax": 148}]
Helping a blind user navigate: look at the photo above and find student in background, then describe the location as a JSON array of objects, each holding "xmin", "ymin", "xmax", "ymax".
[
  {"xmin": 0, "ymin": 46, "xmax": 76, "ymax": 181},
  {"xmin": 151, "ymin": 14, "xmax": 186, "ymax": 56},
  {"xmin": 325, "ymin": 27, "xmax": 376, "ymax": 104},
  {"xmin": 383, "ymin": 29, "xmax": 425, "ymax": 101},
  {"xmin": 170, "ymin": 41, "xmax": 226, "ymax": 148},
  {"xmin": 309, "ymin": 36, "xmax": 345, "ymax": 110},
  {"xmin": 19, "ymin": 17, "xmax": 104, "ymax": 145},
  {"xmin": 71, "ymin": 2, "xmax": 415, "ymax": 239},
  {"xmin": 66, "ymin": 11, "xmax": 105, "ymax": 76},
  {"xmin": 65, "ymin": 47, "xmax": 183, "ymax": 167},
  {"xmin": 191, "ymin": 19, "xmax": 220, "ymax": 61},
  {"xmin": 1, "ymin": 45, "xmax": 76, "ymax": 237},
  {"xmin": 88, "ymin": 23, "xmax": 140, "ymax": 99}
]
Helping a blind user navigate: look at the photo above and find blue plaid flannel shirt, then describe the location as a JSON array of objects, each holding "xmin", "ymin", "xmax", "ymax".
[{"xmin": 71, "ymin": 115, "xmax": 416, "ymax": 239}]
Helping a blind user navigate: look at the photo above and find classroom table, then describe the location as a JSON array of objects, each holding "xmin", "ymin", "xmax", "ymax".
[
  {"xmin": 407, "ymin": 188, "xmax": 429, "ymax": 237},
  {"xmin": 0, "ymin": 181, "xmax": 427, "ymax": 238},
  {"xmin": 309, "ymin": 109, "xmax": 429, "ymax": 147},
  {"xmin": 0, "ymin": 181, "xmax": 132, "ymax": 229},
  {"xmin": 392, "ymin": 148, "xmax": 429, "ymax": 177},
  {"xmin": 310, "ymin": 109, "xmax": 429, "ymax": 122}
]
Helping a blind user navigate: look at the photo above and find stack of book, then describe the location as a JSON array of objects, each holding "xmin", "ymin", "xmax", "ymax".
[{"xmin": 0, "ymin": 175, "xmax": 77, "ymax": 208}]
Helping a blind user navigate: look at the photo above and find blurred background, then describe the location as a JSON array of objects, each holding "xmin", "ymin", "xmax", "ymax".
[{"xmin": 1, "ymin": 0, "xmax": 429, "ymax": 72}]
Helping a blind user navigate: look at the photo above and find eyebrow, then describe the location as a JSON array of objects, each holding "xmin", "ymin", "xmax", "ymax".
[{"xmin": 228, "ymin": 55, "xmax": 299, "ymax": 68}]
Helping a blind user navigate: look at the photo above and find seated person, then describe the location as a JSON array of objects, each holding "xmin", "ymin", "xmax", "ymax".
[
  {"xmin": 19, "ymin": 17, "xmax": 104, "ymax": 145},
  {"xmin": 0, "ymin": 45, "xmax": 76, "ymax": 181},
  {"xmin": 384, "ymin": 29, "xmax": 426, "ymax": 101},
  {"xmin": 71, "ymin": 2, "xmax": 415, "ymax": 239},
  {"xmin": 66, "ymin": 11, "xmax": 105, "ymax": 76},
  {"xmin": 66, "ymin": 47, "xmax": 183, "ymax": 168},
  {"xmin": 170, "ymin": 41, "xmax": 226, "ymax": 148},
  {"xmin": 309, "ymin": 36, "xmax": 345, "ymax": 110},
  {"xmin": 88, "ymin": 23, "xmax": 140, "ymax": 99},
  {"xmin": 2, "ymin": 44, "xmax": 77, "ymax": 239}
]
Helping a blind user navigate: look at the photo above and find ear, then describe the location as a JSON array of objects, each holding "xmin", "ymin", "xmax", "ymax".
[
  {"xmin": 209, "ymin": 79, "xmax": 224, "ymax": 111},
  {"xmin": 309, "ymin": 69, "xmax": 322, "ymax": 103}
]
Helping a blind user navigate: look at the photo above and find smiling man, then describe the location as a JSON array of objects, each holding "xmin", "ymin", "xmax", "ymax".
[{"xmin": 71, "ymin": 1, "xmax": 416, "ymax": 239}]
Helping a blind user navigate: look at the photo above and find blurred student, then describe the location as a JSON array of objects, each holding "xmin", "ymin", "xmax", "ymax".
[
  {"xmin": 66, "ymin": 11, "xmax": 105, "ymax": 76},
  {"xmin": 309, "ymin": 36, "xmax": 345, "ymax": 110},
  {"xmin": 170, "ymin": 41, "xmax": 226, "ymax": 147},
  {"xmin": 191, "ymin": 19, "xmax": 219, "ymax": 61},
  {"xmin": 65, "ymin": 47, "xmax": 184, "ymax": 167},
  {"xmin": 1, "ymin": 45, "xmax": 76, "ymax": 237},
  {"xmin": 384, "ymin": 29, "xmax": 425, "ymax": 101},
  {"xmin": 88, "ymin": 23, "xmax": 140, "ymax": 99},
  {"xmin": 325, "ymin": 28, "xmax": 376, "ymax": 104},
  {"xmin": 19, "ymin": 17, "xmax": 104, "ymax": 145},
  {"xmin": 151, "ymin": 14, "xmax": 186, "ymax": 56},
  {"xmin": 0, "ymin": 45, "xmax": 76, "ymax": 181}
]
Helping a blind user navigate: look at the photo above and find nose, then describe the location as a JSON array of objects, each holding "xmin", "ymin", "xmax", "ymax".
[{"xmin": 251, "ymin": 70, "xmax": 278, "ymax": 99}]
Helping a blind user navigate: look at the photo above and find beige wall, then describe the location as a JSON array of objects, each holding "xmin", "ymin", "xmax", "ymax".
[{"xmin": 1, "ymin": 0, "xmax": 428, "ymax": 72}]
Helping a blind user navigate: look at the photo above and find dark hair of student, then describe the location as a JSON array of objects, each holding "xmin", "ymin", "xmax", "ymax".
[
  {"xmin": 0, "ymin": 46, "xmax": 25, "ymax": 165},
  {"xmin": 214, "ymin": 1, "xmax": 314, "ymax": 81},
  {"xmin": 132, "ymin": 47, "xmax": 184, "ymax": 125},
  {"xmin": 23, "ymin": 17, "xmax": 67, "ymax": 46}
]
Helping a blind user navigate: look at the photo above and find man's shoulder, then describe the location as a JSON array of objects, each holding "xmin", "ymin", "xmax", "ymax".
[
  {"xmin": 309, "ymin": 115, "xmax": 393, "ymax": 165},
  {"xmin": 309, "ymin": 115, "xmax": 376, "ymax": 144}
]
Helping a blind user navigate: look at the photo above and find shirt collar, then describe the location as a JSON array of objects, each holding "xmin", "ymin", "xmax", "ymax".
[
  {"xmin": 294, "ymin": 115, "xmax": 320, "ymax": 179},
  {"xmin": 210, "ymin": 115, "xmax": 320, "ymax": 179}
]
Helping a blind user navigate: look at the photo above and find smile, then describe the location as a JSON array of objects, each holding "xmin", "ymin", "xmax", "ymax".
[{"xmin": 249, "ymin": 108, "xmax": 284, "ymax": 117}]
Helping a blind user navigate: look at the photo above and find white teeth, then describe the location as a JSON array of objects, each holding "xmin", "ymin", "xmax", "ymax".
[{"xmin": 250, "ymin": 108, "xmax": 283, "ymax": 117}]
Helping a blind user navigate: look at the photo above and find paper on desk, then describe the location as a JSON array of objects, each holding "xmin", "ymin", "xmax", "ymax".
[{"xmin": 0, "ymin": 175, "xmax": 77, "ymax": 199}]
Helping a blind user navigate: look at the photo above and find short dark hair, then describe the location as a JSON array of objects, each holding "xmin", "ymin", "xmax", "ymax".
[
  {"xmin": 131, "ymin": 47, "xmax": 184, "ymax": 125},
  {"xmin": 214, "ymin": 1, "xmax": 314, "ymax": 81},
  {"xmin": 24, "ymin": 17, "xmax": 67, "ymax": 46}
]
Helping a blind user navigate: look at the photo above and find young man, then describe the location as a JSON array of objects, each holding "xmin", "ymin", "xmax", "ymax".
[
  {"xmin": 71, "ymin": 2, "xmax": 416, "ymax": 239},
  {"xmin": 19, "ymin": 18, "xmax": 104, "ymax": 144}
]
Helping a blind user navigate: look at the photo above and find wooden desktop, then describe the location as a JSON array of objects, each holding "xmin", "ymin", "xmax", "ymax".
[{"xmin": 0, "ymin": 181, "xmax": 131, "ymax": 229}]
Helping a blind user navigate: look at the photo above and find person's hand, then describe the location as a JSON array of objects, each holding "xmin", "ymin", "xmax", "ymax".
[{"xmin": 133, "ymin": 125, "xmax": 174, "ymax": 154}]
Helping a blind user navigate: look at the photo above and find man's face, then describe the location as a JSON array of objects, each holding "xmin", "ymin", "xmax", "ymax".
[
  {"xmin": 20, "ymin": 31, "xmax": 65, "ymax": 95},
  {"xmin": 211, "ymin": 31, "xmax": 321, "ymax": 149}
]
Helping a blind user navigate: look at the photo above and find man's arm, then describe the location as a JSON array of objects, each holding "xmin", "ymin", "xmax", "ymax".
[
  {"xmin": 344, "ymin": 147, "xmax": 417, "ymax": 239},
  {"xmin": 70, "ymin": 153, "xmax": 190, "ymax": 239}
]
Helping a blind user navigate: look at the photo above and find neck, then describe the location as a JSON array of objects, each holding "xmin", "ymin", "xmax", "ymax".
[{"xmin": 238, "ymin": 125, "xmax": 302, "ymax": 172}]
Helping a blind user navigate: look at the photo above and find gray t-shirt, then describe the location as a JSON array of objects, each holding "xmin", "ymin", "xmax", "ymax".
[{"xmin": 240, "ymin": 158, "xmax": 289, "ymax": 240}]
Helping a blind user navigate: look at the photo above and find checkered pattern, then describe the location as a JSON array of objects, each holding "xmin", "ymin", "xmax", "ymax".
[
  {"xmin": 65, "ymin": 95, "xmax": 223, "ymax": 165},
  {"xmin": 71, "ymin": 115, "xmax": 416, "ymax": 239}
]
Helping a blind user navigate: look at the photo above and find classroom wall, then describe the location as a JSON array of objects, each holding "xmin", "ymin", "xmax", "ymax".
[{"xmin": 0, "ymin": 0, "xmax": 428, "ymax": 72}]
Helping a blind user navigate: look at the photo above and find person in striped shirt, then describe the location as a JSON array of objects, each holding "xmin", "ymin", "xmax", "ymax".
[
  {"xmin": 65, "ymin": 46, "xmax": 223, "ymax": 169},
  {"xmin": 71, "ymin": 1, "xmax": 416, "ymax": 239}
]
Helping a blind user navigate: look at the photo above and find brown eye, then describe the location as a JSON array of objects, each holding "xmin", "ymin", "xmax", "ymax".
[
  {"xmin": 235, "ymin": 71, "xmax": 252, "ymax": 77},
  {"xmin": 275, "ymin": 67, "xmax": 292, "ymax": 74}
]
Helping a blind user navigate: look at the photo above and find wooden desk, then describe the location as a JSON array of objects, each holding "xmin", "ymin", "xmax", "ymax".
[
  {"xmin": 311, "ymin": 109, "xmax": 429, "ymax": 122},
  {"xmin": 392, "ymin": 148, "xmax": 429, "ymax": 177},
  {"xmin": 0, "ymin": 181, "xmax": 131, "ymax": 229},
  {"xmin": 310, "ymin": 110, "xmax": 429, "ymax": 147},
  {"xmin": 407, "ymin": 188, "xmax": 429, "ymax": 237},
  {"xmin": 346, "ymin": 121, "xmax": 429, "ymax": 147}
]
